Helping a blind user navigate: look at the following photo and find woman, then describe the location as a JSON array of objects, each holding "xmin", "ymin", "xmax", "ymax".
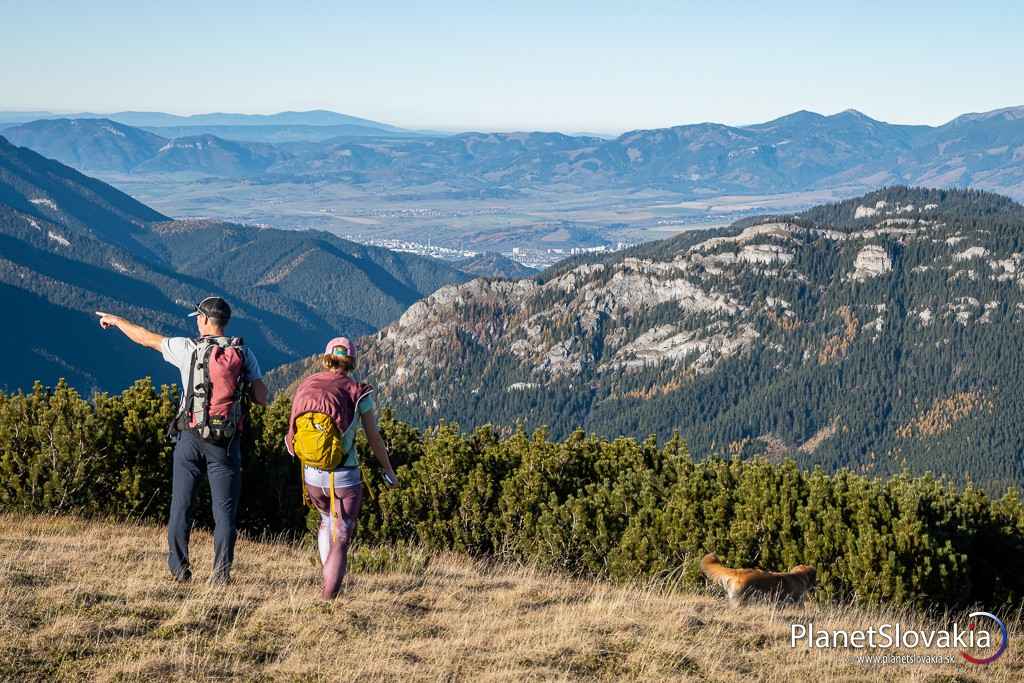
[{"xmin": 285, "ymin": 336, "xmax": 398, "ymax": 600}]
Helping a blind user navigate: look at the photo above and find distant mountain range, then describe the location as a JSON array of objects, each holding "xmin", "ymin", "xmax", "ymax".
[
  {"xmin": 137, "ymin": 134, "xmax": 290, "ymax": 176},
  {"xmin": 2, "ymin": 120, "xmax": 298, "ymax": 177},
  {"xmin": 3, "ymin": 106, "xmax": 1024, "ymax": 199},
  {"xmin": 9, "ymin": 121, "xmax": 1024, "ymax": 490},
  {"xmin": 140, "ymin": 124, "xmax": 423, "ymax": 143},
  {"xmin": 0, "ymin": 135, "xmax": 469, "ymax": 393},
  {"xmin": 268, "ymin": 187, "xmax": 1024, "ymax": 491},
  {"xmin": 0, "ymin": 109, "xmax": 417, "ymax": 145},
  {"xmin": 0, "ymin": 109, "xmax": 405, "ymax": 130},
  {"xmin": 1, "ymin": 119, "xmax": 168, "ymax": 173}
]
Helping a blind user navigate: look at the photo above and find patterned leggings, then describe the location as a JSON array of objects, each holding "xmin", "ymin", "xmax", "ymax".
[{"xmin": 306, "ymin": 483, "xmax": 363, "ymax": 600}]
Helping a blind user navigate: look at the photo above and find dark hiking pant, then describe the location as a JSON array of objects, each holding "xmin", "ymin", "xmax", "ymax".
[{"xmin": 167, "ymin": 431, "xmax": 241, "ymax": 583}]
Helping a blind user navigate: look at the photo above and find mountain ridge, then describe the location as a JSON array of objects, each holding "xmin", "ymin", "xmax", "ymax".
[
  {"xmin": 0, "ymin": 136, "xmax": 469, "ymax": 393},
  {"xmin": 268, "ymin": 186, "xmax": 1024, "ymax": 490},
  {"xmin": 0, "ymin": 109, "xmax": 405, "ymax": 130},
  {"xmin": 139, "ymin": 123, "xmax": 424, "ymax": 143},
  {"xmin": 4, "ymin": 106, "xmax": 1023, "ymax": 199}
]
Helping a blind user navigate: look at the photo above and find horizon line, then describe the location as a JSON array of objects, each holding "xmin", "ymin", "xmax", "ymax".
[{"xmin": 1, "ymin": 103, "xmax": 1022, "ymax": 137}]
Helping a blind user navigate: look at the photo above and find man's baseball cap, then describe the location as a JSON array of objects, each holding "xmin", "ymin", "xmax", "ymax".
[
  {"xmin": 325, "ymin": 336, "xmax": 355, "ymax": 359},
  {"xmin": 188, "ymin": 296, "xmax": 231, "ymax": 322}
]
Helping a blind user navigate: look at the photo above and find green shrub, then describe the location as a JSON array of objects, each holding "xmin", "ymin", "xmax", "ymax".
[
  {"xmin": 0, "ymin": 379, "xmax": 175, "ymax": 516},
  {"xmin": 1, "ymin": 380, "xmax": 1022, "ymax": 609}
]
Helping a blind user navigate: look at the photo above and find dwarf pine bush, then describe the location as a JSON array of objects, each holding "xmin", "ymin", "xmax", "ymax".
[{"xmin": 0, "ymin": 380, "xmax": 1022, "ymax": 609}]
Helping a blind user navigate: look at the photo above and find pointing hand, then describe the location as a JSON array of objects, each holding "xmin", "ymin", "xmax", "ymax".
[{"xmin": 95, "ymin": 311, "xmax": 120, "ymax": 330}]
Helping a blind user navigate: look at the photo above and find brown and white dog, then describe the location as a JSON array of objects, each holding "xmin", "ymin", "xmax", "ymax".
[{"xmin": 700, "ymin": 553, "xmax": 815, "ymax": 606}]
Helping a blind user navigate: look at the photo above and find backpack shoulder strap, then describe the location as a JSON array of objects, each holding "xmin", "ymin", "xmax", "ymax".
[
  {"xmin": 193, "ymin": 338, "xmax": 218, "ymax": 430},
  {"xmin": 182, "ymin": 339, "xmax": 202, "ymax": 421},
  {"xmin": 355, "ymin": 382, "xmax": 375, "ymax": 421},
  {"xmin": 172, "ymin": 338, "xmax": 203, "ymax": 434}
]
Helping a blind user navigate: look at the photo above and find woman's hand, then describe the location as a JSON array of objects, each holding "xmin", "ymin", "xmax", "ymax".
[{"xmin": 363, "ymin": 410, "xmax": 400, "ymax": 487}]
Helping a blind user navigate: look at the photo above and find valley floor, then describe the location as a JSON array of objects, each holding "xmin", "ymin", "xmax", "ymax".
[{"xmin": 1, "ymin": 514, "xmax": 1020, "ymax": 682}]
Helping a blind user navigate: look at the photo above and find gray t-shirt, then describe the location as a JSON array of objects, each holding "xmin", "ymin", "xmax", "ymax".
[{"xmin": 161, "ymin": 337, "xmax": 263, "ymax": 410}]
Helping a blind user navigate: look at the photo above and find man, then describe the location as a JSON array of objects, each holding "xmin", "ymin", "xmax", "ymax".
[{"xmin": 97, "ymin": 297, "xmax": 269, "ymax": 583}]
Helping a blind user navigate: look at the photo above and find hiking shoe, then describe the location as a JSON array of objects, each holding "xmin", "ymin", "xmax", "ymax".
[{"xmin": 172, "ymin": 567, "xmax": 192, "ymax": 583}]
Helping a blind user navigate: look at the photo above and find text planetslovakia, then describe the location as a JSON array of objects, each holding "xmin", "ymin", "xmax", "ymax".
[
  {"xmin": 790, "ymin": 612, "xmax": 1008, "ymax": 665},
  {"xmin": 790, "ymin": 622, "xmax": 991, "ymax": 651}
]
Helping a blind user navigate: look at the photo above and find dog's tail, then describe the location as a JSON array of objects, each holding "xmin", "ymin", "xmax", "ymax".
[
  {"xmin": 699, "ymin": 552, "xmax": 721, "ymax": 578},
  {"xmin": 700, "ymin": 552, "xmax": 738, "ymax": 600}
]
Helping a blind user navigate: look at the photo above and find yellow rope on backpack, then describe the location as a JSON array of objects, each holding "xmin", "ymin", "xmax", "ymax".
[
  {"xmin": 300, "ymin": 464, "xmax": 312, "ymax": 507},
  {"xmin": 329, "ymin": 470, "xmax": 338, "ymax": 543}
]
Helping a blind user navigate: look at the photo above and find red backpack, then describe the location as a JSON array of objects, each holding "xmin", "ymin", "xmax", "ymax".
[{"xmin": 172, "ymin": 336, "xmax": 249, "ymax": 445}]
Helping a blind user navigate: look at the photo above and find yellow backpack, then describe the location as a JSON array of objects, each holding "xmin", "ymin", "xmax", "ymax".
[
  {"xmin": 293, "ymin": 411, "xmax": 349, "ymax": 541},
  {"xmin": 292, "ymin": 412, "xmax": 345, "ymax": 471}
]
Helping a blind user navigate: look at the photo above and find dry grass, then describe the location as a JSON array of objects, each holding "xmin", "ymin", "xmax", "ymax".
[{"xmin": 1, "ymin": 514, "xmax": 1021, "ymax": 682}]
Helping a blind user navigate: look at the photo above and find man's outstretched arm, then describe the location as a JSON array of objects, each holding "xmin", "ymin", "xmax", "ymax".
[{"xmin": 96, "ymin": 312, "xmax": 165, "ymax": 351}]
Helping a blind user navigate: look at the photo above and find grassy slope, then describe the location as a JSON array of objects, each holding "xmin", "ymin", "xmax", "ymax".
[{"xmin": 1, "ymin": 515, "xmax": 1021, "ymax": 682}]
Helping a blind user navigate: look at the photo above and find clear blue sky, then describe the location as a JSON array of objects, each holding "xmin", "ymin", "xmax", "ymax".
[{"xmin": 2, "ymin": 1, "xmax": 1021, "ymax": 133}]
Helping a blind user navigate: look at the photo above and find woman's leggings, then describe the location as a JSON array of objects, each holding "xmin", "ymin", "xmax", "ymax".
[{"xmin": 306, "ymin": 483, "xmax": 363, "ymax": 599}]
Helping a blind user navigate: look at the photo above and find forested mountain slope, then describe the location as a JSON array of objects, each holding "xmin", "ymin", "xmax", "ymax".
[
  {"xmin": 2, "ymin": 119, "xmax": 295, "ymax": 178},
  {"xmin": 0, "ymin": 136, "xmax": 468, "ymax": 393},
  {"xmin": 280, "ymin": 187, "xmax": 1024, "ymax": 489},
  {"xmin": 0, "ymin": 118, "xmax": 167, "ymax": 173},
  {"xmin": 452, "ymin": 252, "xmax": 538, "ymax": 279}
]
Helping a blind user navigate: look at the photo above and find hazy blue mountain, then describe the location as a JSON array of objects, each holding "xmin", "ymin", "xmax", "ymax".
[
  {"xmin": 132, "ymin": 135, "xmax": 291, "ymax": 176},
  {"xmin": 0, "ymin": 109, "xmax": 405, "ymax": 130},
  {"xmin": 3, "ymin": 121, "xmax": 292, "ymax": 177},
  {"xmin": 6, "ymin": 107, "xmax": 1024, "ymax": 199},
  {"xmin": 583, "ymin": 109, "xmax": 926, "ymax": 193},
  {"xmin": 142, "ymin": 123, "xmax": 423, "ymax": 143},
  {"xmin": 273, "ymin": 131, "xmax": 603, "ymax": 185},
  {"xmin": 135, "ymin": 109, "xmax": 405, "ymax": 130},
  {"xmin": 0, "ymin": 111, "xmax": 64, "ymax": 126},
  {"xmin": 276, "ymin": 107, "xmax": 1024, "ymax": 199},
  {"xmin": 2, "ymin": 119, "xmax": 168, "ymax": 173},
  {"xmin": 0, "ymin": 136, "xmax": 468, "ymax": 393},
  {"xmin": 907, "ymin": 106, "xmax": 1024, "ymax": 194}
]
